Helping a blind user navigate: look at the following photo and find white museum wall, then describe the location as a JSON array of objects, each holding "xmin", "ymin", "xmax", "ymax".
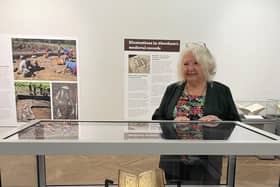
[{"xmin": 0, "ymin": 0, "xmax": 279, "ymax": 121}]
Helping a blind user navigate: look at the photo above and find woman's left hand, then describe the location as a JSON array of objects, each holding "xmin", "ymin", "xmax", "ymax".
[{"xmin": 199, "ymin": 115, "xmax": 221, "ymax": 122}]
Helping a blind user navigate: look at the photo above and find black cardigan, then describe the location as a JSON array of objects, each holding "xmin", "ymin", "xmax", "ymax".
[{"xmin": 152, "ymin": 81, "xmax": 240, "ymax": 121}]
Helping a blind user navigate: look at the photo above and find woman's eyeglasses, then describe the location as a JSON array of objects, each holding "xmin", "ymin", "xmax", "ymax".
[{"xmin": 185, "ymin": 42, "xmax": 206, "ymax": 48}]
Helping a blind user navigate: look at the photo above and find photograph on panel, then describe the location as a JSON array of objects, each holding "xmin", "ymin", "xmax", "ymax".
[
  {"xmin": 15, "ymin": 81, "xmax": 51, "ymax": 122},
  {"xmin": 52, "ymin": 82, "xmax": 78, "ymax": 119},
  {"xmin": 128, "ymin": 54, "xmax": 150, "ymax": 73},
  {"xmin": 11, "ymin": 38, "xmax": 77, "ymax": 81}
]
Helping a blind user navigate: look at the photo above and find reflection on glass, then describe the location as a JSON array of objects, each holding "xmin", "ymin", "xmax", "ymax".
[
  {"xmin": 18, "ymin": 121, "xmax": 79, "ymax": 139},
  {"xmin": 174, "ymin": 123, "xmax": 203, "ymax": 139},
  {"xmin": 125, "ymin": 123, "xmax": 162, "ymax": 139},
  {"xmin": 161, "ymin": 122, "xmax": 235, "ymax": 140},
  {"xmin": 8, "ymin": 121, "xmax": 236, "ymax": 141}
]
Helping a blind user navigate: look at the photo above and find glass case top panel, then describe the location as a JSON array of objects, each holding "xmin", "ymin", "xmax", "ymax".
[{"xmin": 3, "ymin": 120, "xmax": 276, "ymax": 141}]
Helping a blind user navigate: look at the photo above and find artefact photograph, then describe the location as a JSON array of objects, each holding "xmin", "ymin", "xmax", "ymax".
[
  {"xmin": 52, "ymin": 82, "xmax": 78, "ymax": 119},
  {"xmin": 128, "ymin": 54, "xmax": 150, "ymax": 73},
  {"xmin": 15, "ymin": 81, "xmax": 51, "ymax": 122},
  {"xmin": 11, "ymin": 38, "xmax": 77, "ymax": 81}
]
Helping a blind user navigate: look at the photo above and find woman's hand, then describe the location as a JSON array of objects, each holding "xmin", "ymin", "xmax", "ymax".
[
  {"xmin": 199, "ymin": 115, "xmax": 221, "ymax": 122},
  {"xmin": 175, "ymin": 116, "xmax": 190, "ymax": 121}
]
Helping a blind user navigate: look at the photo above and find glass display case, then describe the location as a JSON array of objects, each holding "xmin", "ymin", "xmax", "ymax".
[
  {"xmin": 235, "ymin": 99, "xmax": 279, "ymax": 117},
  {"xmin": 235, "ymin": 99, "xmax": 280, "ymax": 135},
  {"xmin": 236, "ymin": 99, "xmax": 280, "ymax": 160},
  {"xmin": 0, "ymin": 120, "xmax": 279, "ymax": 187}
]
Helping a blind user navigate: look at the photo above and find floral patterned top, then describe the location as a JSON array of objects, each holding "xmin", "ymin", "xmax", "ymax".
[
  {"xmin": 173, "ymin": 91, "xmax": 205, "ymax": 120},
  {"xmin": 173, "ymin": 91, "xmax": 205, "ymax": 139}
]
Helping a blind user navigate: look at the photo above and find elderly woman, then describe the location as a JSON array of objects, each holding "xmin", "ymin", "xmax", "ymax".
[{"xmin": 152, "ymin": 43, "xmax": 240, "ymax": 184}]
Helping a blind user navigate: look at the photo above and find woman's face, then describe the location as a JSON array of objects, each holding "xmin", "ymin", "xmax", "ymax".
[{"xmin": 182, "ymin": 51, "xmax": 206, "ymax": 83}]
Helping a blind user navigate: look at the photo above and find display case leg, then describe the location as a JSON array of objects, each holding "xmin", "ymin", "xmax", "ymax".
[
  {"xmin": 227, "ymin": 155, "xmax": 236, "ymax": 187},
  {"xmin": 36, "ymin": 155, "xmax": 46, "ymax": 187},
  {"xmin": 0, "ymin": 168, "xmax": 2, "ymax": 187}
]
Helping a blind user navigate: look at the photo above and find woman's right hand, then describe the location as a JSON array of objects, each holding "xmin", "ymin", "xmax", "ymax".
[{"xmin": 175, "ymin": 116, "xmax": 190, "ymax": 121}]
